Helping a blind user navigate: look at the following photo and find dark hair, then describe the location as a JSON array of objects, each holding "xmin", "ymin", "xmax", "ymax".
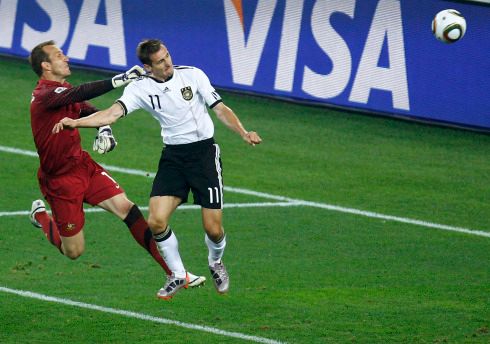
[
  {"xmin": 29, "ymin": 40, "xmax": 55, "ymax": 76},
  {"xmin": 137, "ymin": 39, "xmax": 164, "ymax": 65}
]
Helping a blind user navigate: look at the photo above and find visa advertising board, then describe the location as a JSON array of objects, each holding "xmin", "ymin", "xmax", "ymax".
[{"xmin": 1, "ymin": 0, "xmax": 489, "ymax": 130}]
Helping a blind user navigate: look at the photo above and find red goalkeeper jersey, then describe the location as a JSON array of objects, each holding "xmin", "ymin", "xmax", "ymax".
[{"xmin": 30, "ymin": 78, "xmax": 113, "ymax": 176}]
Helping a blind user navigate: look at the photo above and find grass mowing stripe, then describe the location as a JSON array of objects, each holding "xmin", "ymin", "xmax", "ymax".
[
  {"xmin": 1, "ymin": 145, "xmax": 488, "ymax": 238},
  {"xmin": 0, "ymin": 286, "xmax": 286, "ymax": 344}
]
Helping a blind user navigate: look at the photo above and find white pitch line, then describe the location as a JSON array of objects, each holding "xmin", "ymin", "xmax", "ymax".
[
  {"xmin": 0, "ymin": 145, "xmax": 38, "ymax": 157},
  {"xmin": 1, "ymin": 145, "xmax": 488, "ymax": 238},
  {"xmin": 101, "ymin": 163, "xmax": 154, "ymax": 177},
  {"xmin": 0, "ymin": 210, "xmax": 29, "ymax": 217},
  {"xmin": 222, "ymin": 188, "xmax": 490, "ymax": 238},
  {"xmin": 0, "ymin": 202, "xmax": 299, "ymax": 217},
  {"xmin": 0, "ymin": 286, "xmax": 285, "ymax": 344},
  {"xmin": 293, "ymin": 200, "xmax": 490, "ymax": 238}
]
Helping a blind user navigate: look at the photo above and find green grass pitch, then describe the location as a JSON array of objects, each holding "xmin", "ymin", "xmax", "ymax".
[{"xmin": 0, "ymin": 57, "xmax": 489, "ymax": 343}]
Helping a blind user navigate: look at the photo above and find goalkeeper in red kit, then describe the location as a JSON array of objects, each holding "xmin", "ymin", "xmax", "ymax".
[{"xmin": 28, "ymin": 40, "xmax": 205, "ymax": 290}]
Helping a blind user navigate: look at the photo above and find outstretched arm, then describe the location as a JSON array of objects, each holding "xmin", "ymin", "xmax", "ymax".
[
  {"xmin": 52, "ymin": 102, "xmax": 125, "ymax": 133},
  {"xmin": 42, "ymin": 65, "xmax": 145, "ymax": 110},
  {"xmin": 42, "ymin": 80, "xmax": 114, "ymax": 110},
  {"xmin": 212, "ymin": 102, "xmax": 262, "ymax": 146}
]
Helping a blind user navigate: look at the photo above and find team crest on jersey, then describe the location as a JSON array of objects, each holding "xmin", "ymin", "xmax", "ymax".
[
  {"xmin": 181, "ymin": 86, "xmax": 193, "ymax": 100},
  {"xmin": 66, "ymin": 223, "xmax": 76, "ymax": 231}
]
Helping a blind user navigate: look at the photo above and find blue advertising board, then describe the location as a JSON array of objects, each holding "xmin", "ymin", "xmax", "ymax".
[{"xmin": 1, "ymin": 0, "xmax": 489, "ymax": 130}]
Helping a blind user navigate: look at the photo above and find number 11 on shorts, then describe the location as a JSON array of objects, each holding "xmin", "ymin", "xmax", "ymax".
[{"xmin": 208, "ymin": 187, "xmax": 220, "ymax": 204}]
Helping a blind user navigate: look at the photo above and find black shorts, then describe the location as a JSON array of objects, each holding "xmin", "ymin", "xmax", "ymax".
[{"xmin": 151, "ymin": 138, "xmax": 224, "ymax": 209}]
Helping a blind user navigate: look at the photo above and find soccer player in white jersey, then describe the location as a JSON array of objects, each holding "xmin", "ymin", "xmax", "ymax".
[{"xmin": 53, "ymin": 39, "xmax": 262, "ymax": 300}]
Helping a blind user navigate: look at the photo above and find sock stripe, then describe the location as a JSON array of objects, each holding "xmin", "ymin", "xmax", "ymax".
[
  {"xmin": 154, "ymin": 228, "xmax": 172, "ymax": 242},
  {"xmin": 122, "ymin": 205, "xmax": 172, "ymax": 275},
  {"xmin": 207, "ymin": 233, "xmax": 226, "ymax": 244},
  {"xmin": 215, "ymin": 233, "xmax": 225, "ymax": 244},
  {"xmin": 123, "ymin": 204, "xmax": 140, "ymax": 227}
]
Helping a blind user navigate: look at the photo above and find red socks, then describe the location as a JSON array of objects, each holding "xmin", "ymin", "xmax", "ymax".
[
  {"xmin": 123, "ymin": 205, "xmax": 171, "ymax": 275},
  {"xmin": 35, "ymin": 211, "xmax": 62, "ymax": 252}
]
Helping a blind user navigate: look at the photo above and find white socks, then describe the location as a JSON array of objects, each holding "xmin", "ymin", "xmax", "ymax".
[
  {"xmin": 154, "ymin": 228, "xmax": 186, "ymax": 279},
  {"xmin": 154, "ymin": 228, "xmax": 227, "ymax": 275},
  {"xmin": 205, "ymin": 234, "xmax": 226, "ymax": 266}
]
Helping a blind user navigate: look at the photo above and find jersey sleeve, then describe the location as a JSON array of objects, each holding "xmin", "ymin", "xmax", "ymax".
[
  {"xmin": 195, "ymin": 68, "xmax": 222, "ymax": 108},
  {"xmin": 116, "ymin": 82, "xmax": 144, "ymax": 116},
  {"xmin": 38, "ymin": 80, "xmax": 113, "ymax": 110}
]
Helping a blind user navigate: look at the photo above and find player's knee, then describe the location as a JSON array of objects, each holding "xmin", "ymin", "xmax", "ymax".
[
  {"xmin": 118, "ymin": 197, "xmax": 134, "ymax": 218},
  {"xmin": 147, "ymin": 215, "xmax": 168, "ymax": 232},
  {"xmin": 204, "ymin": 225, "xmax": 224, "ymax": 242},
  {"xmin": 63, "ymin": 245, "xmax": 84, "ymax": 260},
  {"xmin": 203, "ymin": 216, "xmax": 222, "ymax": 235}
]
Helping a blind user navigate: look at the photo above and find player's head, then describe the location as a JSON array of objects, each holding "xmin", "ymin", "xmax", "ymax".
[
  {"xmin": 29, "ymin": 40, "xmax": 71, "ymax": 79},
  {"xmin": 137, "ymin": 39, "xmax": 174, "ymax": 81}
]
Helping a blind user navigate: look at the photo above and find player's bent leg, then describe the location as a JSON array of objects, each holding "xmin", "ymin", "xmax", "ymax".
[
  {"xmin": 60, "ymin": 231, "xmax": 85, "ymax": 259},
  {"xmin": 99, "ymin": 194, "xmax": 206, "ymax": 291},
  {"xmin": 97, "ymin": 193, "xmax": 172, "ymax": 274},
  {"xmin": 96, "ymin": 193, "xmax": 133, "ymax": 220},
  {"xmin": 147, "ymin": 196, "xmax": 181, "ymax": 233}
]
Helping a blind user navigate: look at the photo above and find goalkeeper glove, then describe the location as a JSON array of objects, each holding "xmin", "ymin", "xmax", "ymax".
[
  {"xmin": 93, "ymin": 125, "xmax": 117, "ymax": 154},
  {"xmin": 111, "ymin": 65, "xmax": 145, "ymax": 88}
]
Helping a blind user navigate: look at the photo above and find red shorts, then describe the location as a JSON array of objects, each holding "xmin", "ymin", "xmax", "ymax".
[{"xmin": 38, "ymin": 152, "xmax": 124, "ymax": 237}]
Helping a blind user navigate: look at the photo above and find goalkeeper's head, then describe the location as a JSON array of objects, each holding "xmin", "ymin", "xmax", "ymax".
[
  {"xmin": 29, "ymin": 40, "xmax": 71, "ymax": 79},
  {"xmin": 29, "ymin": 40, "xmax": 56, "ymax": 77}
]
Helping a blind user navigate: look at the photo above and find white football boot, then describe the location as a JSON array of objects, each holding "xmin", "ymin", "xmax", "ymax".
[
  {"xmin": 187, "ymin": 272, "xmax": 206, "ymax": 288},
  {"xmin": 209, "ymin": 261, "xmax": 229, "ymax": 294},
  {"xmin": 157, "ymin": 273, "xmax": 189, "ymax": 300},
  {"xmin": 30, "ymin": 199, "xmax": 46, "ymax": 228}
]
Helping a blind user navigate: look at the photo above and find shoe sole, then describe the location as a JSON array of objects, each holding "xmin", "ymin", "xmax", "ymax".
[
  {"xmin": 188, "ymin": 276, "xmax": 206, "ymax": 288},
  {"xmin": 157, "ymin": 294, "xmax": 175, "ymax": 301},
  {"xmin": 156, "ymin": 285, "xmax": 187, "ymax": 301}
]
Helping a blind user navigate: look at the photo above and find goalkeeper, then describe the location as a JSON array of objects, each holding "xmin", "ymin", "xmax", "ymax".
[{"xmin": 28, "ymin": 41, "xmax": 205, "ymax": 288}]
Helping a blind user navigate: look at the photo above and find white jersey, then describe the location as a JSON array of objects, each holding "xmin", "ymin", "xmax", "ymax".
[{"xmin": 117, "ymin": 66, "xmax": 222, "ymax": 145}]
